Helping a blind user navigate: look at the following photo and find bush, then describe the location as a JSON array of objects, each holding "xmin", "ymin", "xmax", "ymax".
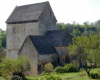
[
  {"xmin": 40, "ymin": 74, "xmax": 62, "ymax": 80},
  {"xmin": 54, "ymin": 63, "xmax": 78, "ymax": 73},
  {"xmin": 54, "ymin": 66, "xmax": 67, "ymax": 73},
  {"xmin": 64, "ymin": 63, "xmax": 78, "ymax": 72},
  {"xmin": 90, "ymin": 73, "xmax": 100, "ymax": 79},
  {"xmin": 44, "ymin": 63, "xmax": 54, "ymax": 73},
  {"xmin": 0, "ymin": 56, "xmax": 30, "ymax": 79},
  {"xmin": 41, "ymin": 71, "xmax": 46, "ymax": 76},
  {"xmin": 41, "ymin": 71, "xmax": 50, "ymax": 76}
]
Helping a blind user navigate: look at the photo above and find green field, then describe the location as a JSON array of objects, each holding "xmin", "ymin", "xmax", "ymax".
[
  {"xmin": 0, "ymin": 68, "xmax": 100, "ymax": 80},
  {"xmin": 26, "ymin": 68, "xmax": 100, "ymax": 80}
]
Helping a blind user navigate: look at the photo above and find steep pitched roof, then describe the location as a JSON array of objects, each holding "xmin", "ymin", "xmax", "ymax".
[
  {"xmin": 29, "ymin": 36, "xmax": 57, "ymax": 54},
  {"xmin": 27, "ymin": 30, "xmax": 72, "ymax": 54},
  {"xmin": 6, "ymin": 2, "xmax": 49, "ymax": 24},
  {"xmin": 45, "ymin": 30, "xmax": 72, "ymax": 46}
]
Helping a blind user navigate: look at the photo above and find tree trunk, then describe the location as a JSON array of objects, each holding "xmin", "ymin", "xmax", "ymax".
[
  {"xmin": 86, "ymin": 70, "xmax": 90, "ymax": 76},
  {"xmin": 84, "ymin": 67, "xmax": 91, "ymax": 76}
]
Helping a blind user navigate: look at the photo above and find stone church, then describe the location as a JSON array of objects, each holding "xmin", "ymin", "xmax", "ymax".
[{"xmin": 6, "ymin": 1, "xmax": 72, "ymax": 75}]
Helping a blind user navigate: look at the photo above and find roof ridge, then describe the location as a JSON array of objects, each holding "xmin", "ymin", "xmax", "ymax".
[
  {"xmin": 38, "ymin": 1, "xmax": 49, "ymax": 20},
  {"xmin": 6, "ymin": 1, "xmax": 50, "ymax": 23}
]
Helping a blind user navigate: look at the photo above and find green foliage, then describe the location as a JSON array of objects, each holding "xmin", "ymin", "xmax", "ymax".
[
  {"xmin": 54, "ymin": 66, "xmax": 67, "ymax": 73},
  {"xmin": 90, "ymin": 73, "xmax": 100, "ymax": 79},
  {"xmin": 41, "ymin": 71, "xmax": 50, "ymax": 76},
  {"xmin": 73, "ymin": 29, "xmax": 81, "ymax": 36},
  {"xmin": 64, "ymin": 63, "xmax": 78, "ymax": 72},
  {"xmin": 0, "ymin": 30, "xmax": 6, "ymax": 61},
  {"xmin": 54, "ymin": 64, "xmax": 78, "ymax": 73},
  {"xmin": 68, "ymin": 35, "xmax": 100, "ymax": 65},
  {"xmin": 39, "ymin": 74, "xmax": 62, "ymax": 80},
  {"xmin": 0, "ymin": 30, "xmax": 6, "ymax": 48},
  {"xmin": 68, "ymin": 35, "xmax": 100, "ymax": 76},
  {"xmin": 57, "ymin": 20, "xmax": 100, "ymax": 36},
  {"xmin": 0, "ymin": 56, "xmax": 30, "ymax": 79},
  {"xmin": 26, "ymin": 68, "xmax": 100, "ymax": 80},
  {"xmin": 41, "ymin": 71, "xmax": 46, "ymax": 76},
  {"xmin": 44, "ymin": 63, "xmax": 54, "ymax": 73},
  {"xmin": 0, "ymin": 49, "xmax": 6, "ymax": 62}
]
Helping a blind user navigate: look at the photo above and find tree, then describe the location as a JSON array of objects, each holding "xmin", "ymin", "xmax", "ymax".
[
  {"xmin": 0, "ymin": 30, "xmax": 6, "ymax": 48},
  {"xmin": 0, "ymin": 30, "xmax": 6, "ymax": 62},
  {"xmin": 0, "ymin": 48, "xmax": 6, "ymax": 62},
  {"xmin": 68, "ymin": 35, "xmax": 100, "ymax": 76},
  {"xmin": 57, "ymin": 20, "xmax": 100, "ymax": 37},
  {"xmin": 57, "ymin": 23, "xmax": 62, "ymax": 30},
  {"xmin": 95, "ymin": 20, "xmax": 100, "ymax": 27},
  {"xmin": 89, "ymin": 35, "xmax": 100, "ymax": 64},
  {"xmin": 73, "ymin": 29, "xmax": 81, "ymax": 36},
  {"xmin": 44, "ymin": 63, "xmax": 54, "ymax": 73}
]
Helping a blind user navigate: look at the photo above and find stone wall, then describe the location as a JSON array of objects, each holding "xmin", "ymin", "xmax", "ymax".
[
  {"xmin": 6, "ymin": 22, "xmax": 39, "ymax": 58},
  {"xmin": 6, "ymin": 2, "xmax": 57, "ymax": 58},
  {"xmin": 55, "ymin": 46, "xmax": 69, "ymax": 65},
  {"xmin": 39, "ymin": 53, "xmax": 58, "ymax": 64},
  {"xmin": 6, "ymin": 2, "xmax": 58, "ymax": 76},
  {"xmin": 39, "ymin": 2, "xmax": 57, "ymax": 35},
  {"xmin": 18, "ymin": 37, "xmax": 38, "ymax": 76},
  {"xmin": 55, "ymin": 46, "xmax": 68, "ymax": 56},
  {"xmin": 38, "ymin": 53, "xmax": 58, "ymax": 72}
]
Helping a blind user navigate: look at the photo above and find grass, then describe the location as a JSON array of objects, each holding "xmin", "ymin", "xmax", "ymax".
[
  {"xmin": 90, "ymin": 68, "xmax": 100, "ymax": 73},
  {"xmin": 0, "ymin": 77, "xmax": 5, "ymax": 80},
  {"xmin": 0, "ymin": 68, "xmax": 100, "ymax": 80},
  {"xmin": 26, "ymin": 68, "xmax": 100, "ymax": 80}
]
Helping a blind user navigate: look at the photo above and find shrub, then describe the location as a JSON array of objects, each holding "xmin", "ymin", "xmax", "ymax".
[
  {"xmin": 44, "ymin": 63, "xmax": 54, "ymax": 73},
  {"xmin": 90, "ymin": 73, "xmax": 100, "ymax": 79},
  {"xmin": 54, "ymin": 63, "xmax": 78, "ymax": 73},
  {"xmin": 41, "ymin": 71, "xmax": 46, "ymax": 76},
  {"xmin": 41, "ymin": 71, "xmax": 50, "ymax": 76},
  {"xmin": 64, "ymin": 63, "xmax": 78, "ymax": 72},
  {"xmin": 0, "ymin": 56, "xmax": 30, "ymax": 79},
  {"xmin": 54, "ymin": 66, "xmax": 67, "ymax": 73},
  {"xmin": 40, "ymin": 75, "xmax": 62, "ymax": 80}
]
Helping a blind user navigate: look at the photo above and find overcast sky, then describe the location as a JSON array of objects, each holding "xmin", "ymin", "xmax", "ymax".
[{"xmin": 1, "ymin": 0, "xmax": 100, "ymax": 30}]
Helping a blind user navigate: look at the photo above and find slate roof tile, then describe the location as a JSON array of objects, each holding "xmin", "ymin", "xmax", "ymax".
[
  {"xmin": 29, "ymin": 30, "xmax": 72, "ymax": 54},
  {"xmin": 6, "ymin": 2, "xmax": 48, "ymax": 23}
]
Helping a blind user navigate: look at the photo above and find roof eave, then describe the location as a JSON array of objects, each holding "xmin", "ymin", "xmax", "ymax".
[{"xmin": 6, "ymin": 20, "xmax": 39, "ymax": 24}]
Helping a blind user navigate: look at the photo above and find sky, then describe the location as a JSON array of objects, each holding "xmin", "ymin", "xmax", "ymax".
[{"xmin": 0, "ymin": 0, "xmax": 100, "ymax": 30}]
